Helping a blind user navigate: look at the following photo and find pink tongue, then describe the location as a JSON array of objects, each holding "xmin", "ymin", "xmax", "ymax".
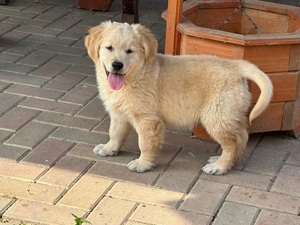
[{"xmin": 108, "ymin": 72, "xmax": 125, "ymax": 90}]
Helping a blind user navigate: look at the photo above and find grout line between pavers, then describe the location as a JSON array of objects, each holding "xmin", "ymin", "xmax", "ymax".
[
  {"xmin": 0, "ymin": 197, "xmax": 17, "ymax": 217},
  {"xmin": 122, "ymin": 202, "xmax": 140, "ymax": 225},
  {"xmin": 0, "ymin": 96, "xmax": 27, "ymax": 117}
]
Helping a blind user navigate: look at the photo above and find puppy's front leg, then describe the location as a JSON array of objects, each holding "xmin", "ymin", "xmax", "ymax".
[
  {"xmin": 128, "ymin": 118, "xmax": 164, "ymax": 173},
  {"xmin": 93, "ymin": 114, "xmax": 131, "ymax": 157}
]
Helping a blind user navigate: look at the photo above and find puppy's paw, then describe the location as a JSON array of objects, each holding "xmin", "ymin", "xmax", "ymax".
[
  {"xmin": 207, "ymin": 156, "xmax": 220, "ymax": 164},
  {"xmin": 127, "ymin": 159, "xmax": 152, "ymax": 173},
  {"xmin": 202, "ymin": 157, "xmax": 229, "ymax": 176},
  {"xmin": 93, "ymin": 144, "xmax": 118, "ymax": 157}
]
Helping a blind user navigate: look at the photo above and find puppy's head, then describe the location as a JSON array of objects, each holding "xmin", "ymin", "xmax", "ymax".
[{"xmin": 85, "ymin": 21, "xmax": 158, "ymax": 90}]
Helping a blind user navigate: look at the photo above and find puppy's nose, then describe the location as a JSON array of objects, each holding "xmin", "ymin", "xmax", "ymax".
[{"xmin": 112, "ymin": 61, "xmax": 123, "ymax": 71}]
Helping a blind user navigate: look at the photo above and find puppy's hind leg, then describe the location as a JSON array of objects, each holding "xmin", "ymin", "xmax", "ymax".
[
  {"xmin": 128, "ymin": 117, "xmax": 164, "ymax": 173},
  {"xmin": 93, "ymin": 113, "xmax": 131, "ymax": 157},
  {"xmin": 202, "ymin": 118, "xmax": 248, "ymax": 175}
]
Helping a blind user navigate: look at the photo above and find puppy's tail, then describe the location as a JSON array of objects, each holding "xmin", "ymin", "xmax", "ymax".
[{"xmin": 238, "ymin": 61, "xmax": 273, "ymax": 125}]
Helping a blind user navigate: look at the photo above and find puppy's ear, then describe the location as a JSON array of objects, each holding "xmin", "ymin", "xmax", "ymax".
[
  {"xmin": 132, "ymin": 24, "xmax": 158, "ymax": 61},
  {"xmin": 85, "ymin": 22, "xmax": 110, "ymax": 63}
]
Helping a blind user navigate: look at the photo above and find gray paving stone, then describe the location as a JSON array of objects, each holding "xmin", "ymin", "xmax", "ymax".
[
  {"xmin": 254, "ymin": 210, "xmax": 300, "ymax": 225},
  {"xmin": 66, "ymin": 11, "xmax": 112, "ymax": 21},
  {"xmin": 244, "ymin": 147, "xmax": 287, "ymax": 176},
  {"xmin": 78, "ymin": 19, "xmax": 101, "ymax": 28},
  {"xmin": 213, "ymin": 202, "xmax": 258, "ymax": 225},
  {"xmin": 67, "ymin": 65, "xmax": 95, "ymax": 75},
  {"xmin": 0, "ymin": 71, "xmax": 49, "ymax": 87},
  {"xmin": 0, "ymin": 8, "xmax": 38, "ymax": 19},
  {"xmin": 51, "ymin": 127, "xmax": 109, "ymax": 145},
  {"xmin": 82, "ymin": 76, "xmax": 97, "ymax": 85},
  {"xmin": 0, "ymin": 93, "xmax": 24, "ymax": 116},
  {"xmin": 0, "ymin": 130, "xmax": 12, "ymax": 143},
  {"xmin": 59, "ymin": 25, "xmax": 89, "ymax": 40},
  {"xmin": 71, "ymin": 38, "xmax": 85, "ymax": 49},
  {"xmin": 0, "ymin": 31, "xmax": 30, "ymax": 47},
  {"xmin": 155, "ymin": 161, "xmax": 202, "ymax": 193},
  {"xmin": 76, "ymin": 98, "xmax": 107, "ymax": 120},
  {"xmin": 0, "ymin": 15, "xmax": 8, "ymax": 21},
  {"xmin": 24, "ymin": 3, "xmax": 55, "ymax": 13},
  {"xmin": 34, "ymin": 7, "xmax": 69, "ymax": 21},
  {"xmin": 39, "ymin": 44, "xmax": 86, "ymax": 56},
  {"xmin": 5, "ymin": 122, "xmax": 56, "ymax": 149},
  {"xmin": 3, "ymin": 17, "xmax": 50, "ymax": 28},
  {"xmin": 4, "ymin": 40, "xmax": 43, "ymax": 56},
  {"xmin": 26, "ymin": 34, "xmax": 76, "ymax": 46},
  {"xmin": 44, "ymin": 72, "xmax": 87, "ymax": 91},
  {"xmin": 0, "ymin": 23, "xmax": 18, "ymax": 36},
  {"xmin": 59, "ymin": 84, "xmax": 98, "ymax": 105},
  {"xmin": 258, "ymin": 136, "xmax": 300, "ymax": 152},
  {"xmin": 0, "ymin": 145, "xmax": 29, "ymax": 161},
  {"xmin": 53, "ymin": 54, "xmax": 94, "ymax": 66},
  {"xmin": 46, "ymin": 16, "xmax": 82, "ymax": 30},
  {"xmin": 14, "ymin": 26, "xmax": 62, "ymax": 37},
  {"xmin": 149, "ymin": 23, "xmax": 166, "ymax": 43},
  {"xmin": 0, "ymin": 61, "xmax": 36, "ymax": 74},
  {"xmin": 0, "ymin": 53, "xmax": 21, "ymax": 63},
  {"xmin": 30, "ymin": 61, "xmax": 71, "ymax": 78},
  {"xmin": 17, "ymin": 51, "xmax": 56, "ymax": 67},
  {"xmin": 179, "ymin": 180, "xmax": 230, "ymax": 215},
  {"xmin": 0, "ymin": 81, "xmax": 10, "ymax": 92}
]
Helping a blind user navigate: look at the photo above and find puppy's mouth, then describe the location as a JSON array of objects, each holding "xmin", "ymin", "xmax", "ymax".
[{"xmin": 105, "ymin": 66, "xmax": 125, "ymax": 91}]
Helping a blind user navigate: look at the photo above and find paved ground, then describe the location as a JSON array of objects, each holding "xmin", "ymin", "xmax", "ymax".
[{"xmin": 0, "ymin": 0, "xmax": 300, "ymax": 224}]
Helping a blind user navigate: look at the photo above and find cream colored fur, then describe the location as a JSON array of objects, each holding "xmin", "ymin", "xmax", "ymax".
[{"xmin": 85, "ymin": 21, "xmax": 273, "ymax": 175}]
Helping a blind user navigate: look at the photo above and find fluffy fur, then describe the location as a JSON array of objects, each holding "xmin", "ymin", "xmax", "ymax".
[{"xmin": 85, "ymin": 21, "xmax": 273, "ymax": 175}]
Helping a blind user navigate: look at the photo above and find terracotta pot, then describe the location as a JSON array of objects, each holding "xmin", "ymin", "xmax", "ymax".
[
  {"xmin": 162, "ymin": 0, "xmax": 300, "ymax": 140},
  {"xmin": 76, "ymin": 0, "xmax": 113, "ymax": 11}
]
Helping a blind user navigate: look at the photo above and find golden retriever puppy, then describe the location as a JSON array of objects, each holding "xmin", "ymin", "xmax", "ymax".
[{"xmin": 85, "ymin": 21, "xmax": 273, "ymax": 175}]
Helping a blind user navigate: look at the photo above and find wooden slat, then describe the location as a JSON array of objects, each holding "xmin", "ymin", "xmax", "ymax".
[
  {"xmin": 249, "ymin": 71, "xmax": 298, "ymax": 103},
  {"xmin": 289, "ymin": 44, "xmax": 300, "ymax": 71},
  {"xmin": 165, "ymin": 0, "xmax": 183, "ymax": 55},
  {"xmin": 244, "ymin": 0, "xmax": 297, "ymax": 15},
  {"xmin": 196, "ymin": 8, "xmax": 242, "ymax": 34},
  {"xmin": 282, "ymin": 101, "xmax": 295, "ymax": 130},
  {"xmin": 244, "ymin": 45, "xmax": 290, "ymax": 73},
  {"xmin": 249, "ymin": 102, "xmax": 284, "ymax": 133},
  {"xmin": 292, "ymin": 71, "xmax": 300, "ymax": 137}
]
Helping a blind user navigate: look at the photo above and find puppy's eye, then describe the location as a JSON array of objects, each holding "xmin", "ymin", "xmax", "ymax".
[
  {"xmin": 106, "ymin": 46, "xmax": 112, "ymax": 51},
  {"xmin": 126, "ymin": 49, "xmax": 133, "ymax": 54}
]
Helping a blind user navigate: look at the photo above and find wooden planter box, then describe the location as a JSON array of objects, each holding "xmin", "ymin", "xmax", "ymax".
[{"xmin": 162, "ymin": 0, "xmax": 300, "ymax": 140}]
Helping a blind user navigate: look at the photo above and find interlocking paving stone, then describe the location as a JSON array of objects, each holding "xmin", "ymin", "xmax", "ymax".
[
  {"xmin": 0, "ymin": 196, "xmax": 14, "ymax": 215},
  {"xmin": 0, "ymin": 130, "xmax": 12, "ymax": 143},
  {"xmin": 0, "ymin": 159, "xmax": 45, "ymax": 181},
  {"xmin": 0, "ymin": 22, "xmax": 18, "ymax": 36},
  {"xmin": 38, "ymin": 155, "xmax": 93, "ymax": 187},
  {"xmin": 14, "ymin": 26, "xmax": 62, "ymax": 37},
  {"xmin": 0, "ymin": 145, "xmax": 29, "ymax": 161},
  {"xmin": 68, "ymin": 143, "xmax": 138, "ymax": 164},
  {"xmin": 34, "ymin": 7, "xmax": 69, "ymax": 21},
  {"xmin": 24, "ymin": 3, "xmax": 54, "ymax": 13},
  {"xmin": 243, "ymin": 134, "xmax": 262, "ymax": 157},
  {"xmin": 46, "ymin": 16, "xmax": 82, "ymax": 30},
  {"xmin": 39, "ymin": 44, "xmax": 87, "ymax": 56},
  {"xmin": 92, "ymin": 115, "xmax": 110, "ymax": 133},
  {"xmin": 244, "ymin": 147, "xmax": 287, "ymax": 176},
  {"xmin": 19, "ymin": 97, "xmax": 81, "ymax": 115},
  {"xmin": 0, "ymin": 61, "xmax": 36, "ymax": 74},
  {"xmin": 3, "ymin": 17, "xmax": 50, "ymax": 28},
  {"xmin": 254, "ymin": 209, "xmax": 300, "ymax": 225},
  {"xmin": 59, "ymin": 25, "xmax": 89, "ymax": 39},
  {"xmin": 44, "ymin": 71, "xmax": 87, "ymax": 91},
  {"xmin": 285, "ymin": 151, "xmax": 300, "ymax": 166},
  {"xmin": 59, "ymin": 84, "xmax": 98, "ymax": 105},
  {"xmin": 1, "ymin": 31, "xmax": 29, "ymax": 45},
  {"xmin": 58, "ymin": 175, "xmax": 113, "ymax": 210},
  {"xmin": 0, "ymin": 107, "xmax": 40, "ymax": 131},
  {"xmin": 0, "ymin": 8, "xmax": 38, "ymax": 19},
  {"xmin": 71, "ymin": 38, "xmax": 85, "ymax": 48},
  {"xmin": 4, "ymin": 40, "xmax": 43, "ymax": 56},
  {"xmin": 271, "ymin": 165, "xmax": 300, "ymax": 197},
  {"xmin": 0, "ymin": 53, "xmax": 22, "ymax": 63},
  {"xmin": 17, "ymin": 50, "xmax": 56, "ymax": 67},
  {"xmin": 258, "ymin": 136, "xmax": 300, "ymax": 152},
  {"xmin": 76, "ymin": 97, "xmax": 107, "ymax": 119},
  {"xmin": 226, "ymin": 186, "xmax": 300, "ymax": 214},
  {"xmin": 30, "ymin": 61, "xmax": 71, "ymax": 78},
  {"xmin": 5, "ymin": 122, "xmax": 56, "ymax": 149},
  {"xmin": 200, "ymin": 170, "xmax": 272, "ymax": 191},
  {"xmin": 87, "ymin": 197, "xmax": 136, "ymax": 225},
  {"xmin": 5, "ymin": 84, "xmax": 64, "ymax": 100},
  {"xmin": 3, "ymin": 200, "xmax": 86, "ymax": 224},
  {"xmin": 78, "ymin": 19, "xmax": 101, "ymax": 27},
  {"xmin": 155, "ymin": 161, "xmax": 202, "ymax": 193},
  {"xmin": 26, "ymin": 34, "xmax": 76, "ymax": 46},
  {"xmin": 179, "ymin": 180, "xmax": 230, "ymax": 215},
  {"xmin": 66, "ymin": 11, "xmax": 112, "ymax": 21},
  {"xmin": 51, "ymin": 127, "xmax": 109, "ymax": 145},
  {"xmin": 0, "ymin": 81, "xmax": 10, "ymax": 92},
  {"xmin": 0, "ymin": 71, "xmax": 48, "ymax": 87},
  {"xmin": 0, "ymin": 93, "xmax": 24, "ymax": 116},
  {"xmin": 81, "ymin": 75, "xmax": 97, "ymax": 85},
  {"xmin": 53, "ymin": 54, "xmax": 94, "ymax": 66},
  {"xmin": 88, "ymin": 162, "xmax": 161, "ymax": 185},
  {"xmin": 212, "ymin": 202, "xmax": 258, "ymax": 225},
  {"xmin": 107, "ymin": 182, "xmax": 184, "ymax": 208},
  {"xmin": 130, "ymin": 204, "xmax": 212, "ymax": 225},
  {"xmin": 21, "ymin": 138, "xmax": 74, "ymax": 167},
  {"xmin": 35, "ymin": 111, "xmax": 98, "ymax": 130},
  {"xmin": 67, "ymin": 64, "xmax": 95, "ymax": 75}
]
